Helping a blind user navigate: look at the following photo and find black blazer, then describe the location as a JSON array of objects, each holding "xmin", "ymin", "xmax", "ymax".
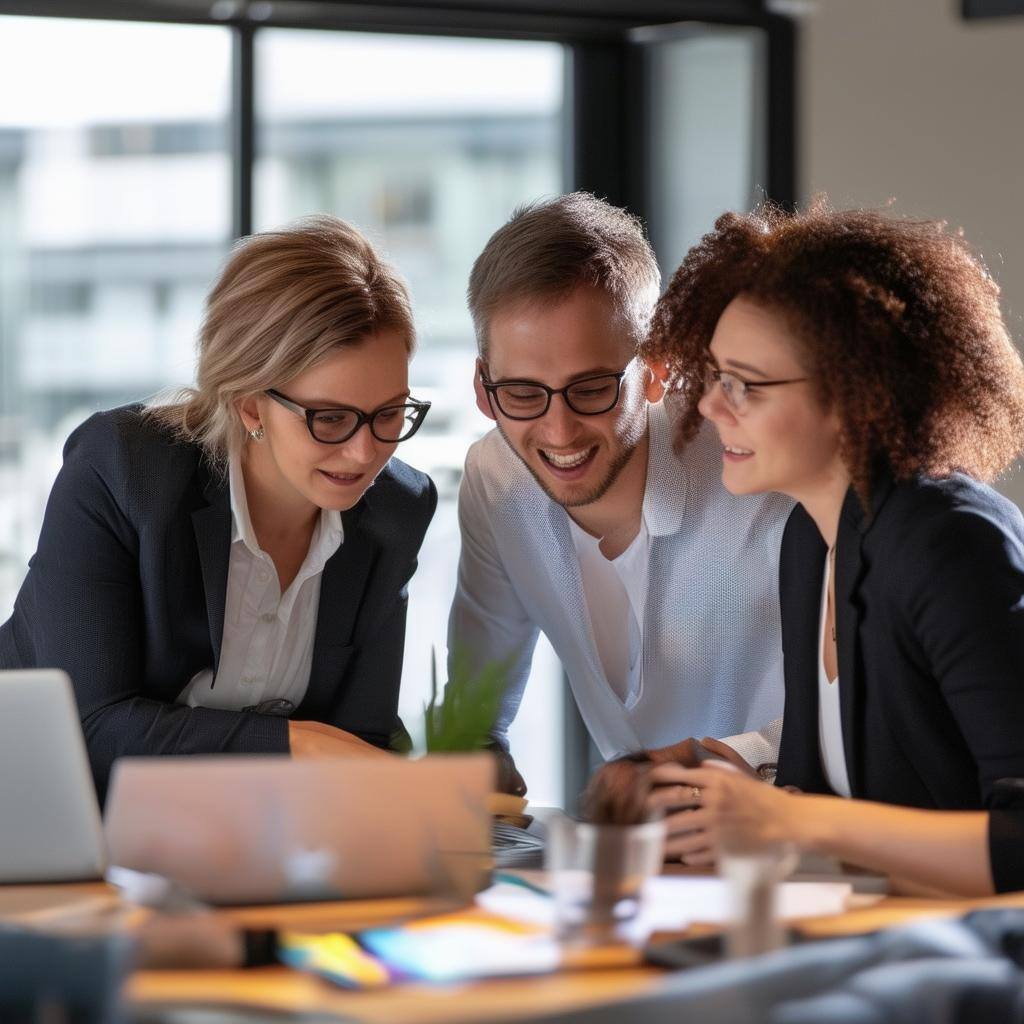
[
  {"xmin": 0, "ymin": 406, "xmax": 436, "ymax": 801},
  {"xmin": 775, "ymin": 472, "xmax": 1024, "ymax": 892}
]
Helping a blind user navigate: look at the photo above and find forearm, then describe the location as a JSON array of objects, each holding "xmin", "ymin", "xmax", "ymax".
[
  {"xmin": 794, "ymin": 795, "xmax": 993, "ymax": 897},
  {"xmin": 84, "ymin": 696, "xmax": 289, "ymax": 799}
]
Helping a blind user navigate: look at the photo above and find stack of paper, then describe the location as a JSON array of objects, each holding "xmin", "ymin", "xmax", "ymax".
[{"xmin": 477, "ymin": 874, "xmax": 853, "ymax": 931}]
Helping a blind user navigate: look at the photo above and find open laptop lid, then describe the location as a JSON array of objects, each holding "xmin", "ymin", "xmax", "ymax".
[
  {"xmin": 0, "ymin": 670, "xmax": 106, "ymax": 883},
  {"xmin": 104, "ymin": 753, "xmax": 494, "ymax": 905}
]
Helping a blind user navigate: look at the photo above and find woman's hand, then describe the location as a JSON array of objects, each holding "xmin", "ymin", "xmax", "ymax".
[
  {"xmin": 287, "ymin": 720, "xmax": 391, "ymax": 759},
  {"xmin": 582, "ymin": 737, "xmax": 756, "ymax": 827},
  {"xmin": 644, "ymin": 761, "xmax": 804, "ymax": 865}
]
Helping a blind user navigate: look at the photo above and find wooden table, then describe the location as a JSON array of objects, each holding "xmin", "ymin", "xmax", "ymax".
[{"xmin": 6, "ymin": 880, "xmax": 1024, "ymax": 1023}]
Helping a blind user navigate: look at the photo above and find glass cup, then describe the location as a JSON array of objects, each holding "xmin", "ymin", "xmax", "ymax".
[
  {"xmin": 546, "ymin": 815, "xmax": 666, "ymax": 948},
  {"xmin": 718, "ymin": 838, "xmax": 799, "ymax": 959}
]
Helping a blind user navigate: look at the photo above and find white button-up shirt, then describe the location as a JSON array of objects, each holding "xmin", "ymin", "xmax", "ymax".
[{"xmin": 177, "ymin": 454, "xmax": 344, "ymax": 712}]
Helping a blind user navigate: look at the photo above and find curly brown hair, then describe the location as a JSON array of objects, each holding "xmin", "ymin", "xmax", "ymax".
[{"xmin": 642, "ymin": 200, "xmax": 1024, "ymax": 501}]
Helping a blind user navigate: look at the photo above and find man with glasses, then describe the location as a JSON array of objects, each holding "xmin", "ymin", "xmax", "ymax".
[{"xmin": 448, "ymin": 193, "xmax": 793, "ymax": 814}]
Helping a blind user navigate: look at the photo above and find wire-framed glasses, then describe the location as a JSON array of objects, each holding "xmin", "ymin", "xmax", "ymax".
[
  {"xmin": 704, "ymin": 364, "xmax": 808, "ymax": 415},
  {"xmin": 479, "ymin": 364, "xmax": 631, "ymax": 421},
  {"xmin": 265, "ymin": 389, "xmax": 431, "ymax": 444}
]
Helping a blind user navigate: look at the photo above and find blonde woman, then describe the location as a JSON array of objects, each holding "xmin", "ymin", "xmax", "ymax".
[{"xmin": 0, "ymin": 216, "xmax": 434, "ymax": 802}]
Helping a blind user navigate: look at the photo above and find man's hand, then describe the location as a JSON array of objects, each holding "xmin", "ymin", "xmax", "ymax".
[
  {"xmin": 487, "ymin": 742, "xmax": 528, "ymax": 797},
  {"xmin": 287, "ymin": 720, "xmax": 391, "ymax": 759},
  {"xmin": 581, "ymin": 756, "xmax": 654, "ymax": 825}
]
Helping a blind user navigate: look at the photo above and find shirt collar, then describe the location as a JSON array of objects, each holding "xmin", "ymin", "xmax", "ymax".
[
  {"xmin": 227, "ymin": 452, "xmax": 344, "ymax": 561},
  {"xmin": 642, "ymin": 397, "xmax": 689, "ymax": 538}
]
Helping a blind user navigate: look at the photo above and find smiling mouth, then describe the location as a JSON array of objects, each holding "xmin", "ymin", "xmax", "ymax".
[
  {"xmin": 723, "ymin": 445, "xmax": 753, "ymax": 456},
  {"xmin": 318, "ymin": 468, "xmax": 365, "ymax": 484},
  {"xmin": 539, "ymin": 446, "xmax": 595, "ymax": 469}
]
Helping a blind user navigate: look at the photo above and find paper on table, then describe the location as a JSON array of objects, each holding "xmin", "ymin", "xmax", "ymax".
[
  {"xmin": 477, "ymin": 876, "xmax": 852, "ymax": 931},
  {"xmin": 640, "ymin": 876, "xmax": 852, "ymax": 930}
]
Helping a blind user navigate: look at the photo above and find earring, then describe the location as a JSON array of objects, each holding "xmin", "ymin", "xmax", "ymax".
[{"xmin": 249, "ymin": 425, "xmax": 265, "ymax": 442}]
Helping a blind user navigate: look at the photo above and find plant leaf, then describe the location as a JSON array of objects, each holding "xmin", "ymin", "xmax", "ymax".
[{"xmin": 422, "ymin": 643, "xmax": 513, "ymax": 753}]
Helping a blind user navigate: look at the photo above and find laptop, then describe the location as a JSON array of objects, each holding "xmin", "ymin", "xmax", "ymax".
[
  {"xmin": 105, "ymin": 753, "xmax": 494, "ymax": 905},
  {"xmin": 0, "ymin": 669, "xmax": 106, "ymax": 883}
]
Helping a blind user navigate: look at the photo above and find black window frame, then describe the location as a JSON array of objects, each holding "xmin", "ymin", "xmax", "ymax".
[
  {"xmin": 0, "ymin": 1, "xmax": 796, "ymax": 237},
  {"xmin": 0, "ymin": 0, "xmax": 797, "ymax": 803}
]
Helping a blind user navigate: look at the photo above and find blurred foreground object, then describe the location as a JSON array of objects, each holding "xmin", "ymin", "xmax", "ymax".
[
  {"xmin": 546, "ymin": 815, "xmax": 665, "ymax": 948},
  {"xmin": 0, "ymin": 926, "xmax": 133, "ymax": 1024},
  {"xmin": 104, "ymin": 755, "xmax": 493, "ymax": 904}
]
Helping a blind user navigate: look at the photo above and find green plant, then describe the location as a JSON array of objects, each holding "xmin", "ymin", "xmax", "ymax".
[
  {"xmin": 388, "ymin": 646, "xmax": 512, "ymax": 755},
  {"xmin": 422, "ymin": 645, "xmax": 511, "ymax": 753}
]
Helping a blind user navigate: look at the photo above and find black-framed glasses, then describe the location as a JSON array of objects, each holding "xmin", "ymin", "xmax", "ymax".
[
  {"xmin": 479, "ymin": 363, "xmax": 632, "ymax": 421},
  {"xmin": 265, "ymin": 389, "xmax": 431, "ymax": 444},
  {"xmin": 704, "ymin": 365, "xmax": 808, "ymax": 415}
]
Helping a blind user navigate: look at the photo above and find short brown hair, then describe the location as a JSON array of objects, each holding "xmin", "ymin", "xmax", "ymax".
[
  {"xmin": 643, "ymin": 200, "xmax": 1024, "ymax": 500},
  {"xmin": 468, "ymin": 192, "xmax": 660, "ymax": 357},
  {"xmin": 148, "ymin": 215, "xmax": 414, "ymax": 462}
]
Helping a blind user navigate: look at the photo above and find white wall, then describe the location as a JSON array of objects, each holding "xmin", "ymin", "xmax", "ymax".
[{"xmin": 799, "ymin": 0, "xmax": 1024, "ymax": 505}]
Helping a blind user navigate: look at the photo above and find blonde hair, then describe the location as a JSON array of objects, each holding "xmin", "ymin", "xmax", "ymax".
[
  {"xmin": 468, "ymin": 192, "xmax": 660, "ymax": 357},
  {"xmin": 148, "ymin": 215, "xmax": 414, "ymax": 462}
]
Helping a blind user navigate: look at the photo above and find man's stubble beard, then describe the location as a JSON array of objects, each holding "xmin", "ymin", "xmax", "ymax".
[{"xmin": 495, "ymin": 414, "xmax": 647, "ymax": 510}]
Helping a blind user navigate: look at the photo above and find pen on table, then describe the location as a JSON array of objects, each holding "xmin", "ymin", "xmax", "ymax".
[{"xmin": 493, "ymin": 872, "xmax": 553, "ymax": 898}]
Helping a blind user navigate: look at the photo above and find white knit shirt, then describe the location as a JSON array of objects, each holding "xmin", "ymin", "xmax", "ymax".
[{"xmin": 449, "ymin": 398, "xmax": 791, "ymax": 767}]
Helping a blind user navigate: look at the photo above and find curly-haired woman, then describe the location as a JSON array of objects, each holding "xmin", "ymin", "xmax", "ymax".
[{"xmin": 638, "ymin": 202, "xmax": 1024, "ymax": 895}]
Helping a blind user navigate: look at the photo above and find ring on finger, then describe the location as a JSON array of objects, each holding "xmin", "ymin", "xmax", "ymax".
[{"xmin": 690, "ymin": 785, "xmax": 702, "ymax": 802}]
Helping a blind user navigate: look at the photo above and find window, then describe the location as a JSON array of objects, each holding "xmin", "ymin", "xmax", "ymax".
[
  {"xmin": 0, "ymin": 14, "xmax": 231, "ymax": 623},
  {"xmin": 644, "ymin": 25, "xmax": 769, "ymax": 279}
]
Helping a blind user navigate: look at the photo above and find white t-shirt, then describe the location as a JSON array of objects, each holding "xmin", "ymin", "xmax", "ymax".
[
  {"xmin": 568, "ymin": 516, "xmax": 651, "ymax": 708},
  {"xmin": 177, "ymin": 453, "xmax": 343, "ymax": 713},
  {"xmin": 818, "ymin": 555, "xmax": 851, "ymax": 798}
]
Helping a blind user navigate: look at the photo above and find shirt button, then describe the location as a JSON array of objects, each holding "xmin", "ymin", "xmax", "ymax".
[
  {"xmin": 261, "ymin": 612, "xmax": 276, "ymax": 623},
  {"xmin": 257, "ymin": 571, "xmax": 269, "ymax": 583},
  {"xmin": 241, "ymin": 676, "xmax": 256, "ymax": 686}
]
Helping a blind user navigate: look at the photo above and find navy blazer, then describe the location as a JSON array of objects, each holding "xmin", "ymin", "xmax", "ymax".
[
  {"xmin": 775, "ymin": 472, "xmax": 1024, "ymax": 892},
  {"xmin": 0, "ymin": 406, "xmax": 436, "ymax": 801}
]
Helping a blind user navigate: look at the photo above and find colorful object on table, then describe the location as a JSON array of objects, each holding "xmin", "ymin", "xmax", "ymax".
[
  {"xmin": 492, "ymin": 871, "xmax": 552, "ymax": 899},
  {"xmin": 280, "ymin": 910, "xmax": 557, "ymax": 988},
  {"xmin": 362, "ymin": 909, "xmax": 557, "ymax": 983},
  {"xmin": 279, "ymin": 931, "xmax": 391, "ymax": 989}
]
